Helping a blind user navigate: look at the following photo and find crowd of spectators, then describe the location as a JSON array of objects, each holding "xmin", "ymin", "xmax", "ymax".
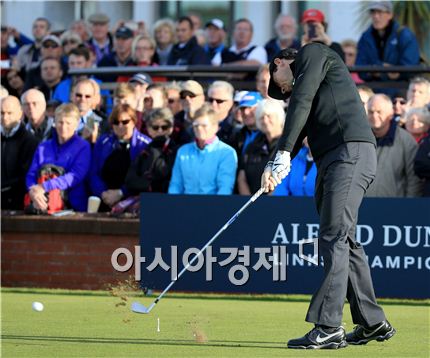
[{"xmin": 1, "ymin": 0, "xmax": 430, "ymax": 214}]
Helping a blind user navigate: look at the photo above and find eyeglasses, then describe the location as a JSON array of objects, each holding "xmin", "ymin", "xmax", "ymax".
[
  {"xmin": 208, "ymin": 97, "xmax": 228, "ymax": 104},
  {"xmin": 392, "ymin": 98, "xmax": 406, "ymax": 105},
  {"xmin": 113, "ymin": 119, "xmax": 132, "ymax": 126},
  {"xmin": 151, "ymin": 124, "xmax": 172, "ymax": 131},
  {"xmin": 63, "ymin": 40, "xmax": 79, "ymax": 45},
  {"xmin": 74, "ymin": 93, "xmax": 92, "ymax": 99},
  {"xmin": 168, "ymin": 98, "xmax": 179, "ymax": 104},
  {"xmin": 180, "ymin": 92, "xmax": 197, "ymax": 100},
  {"xmin": 144, "ymin": 97, "xmax": 153, "ymax": 102}
]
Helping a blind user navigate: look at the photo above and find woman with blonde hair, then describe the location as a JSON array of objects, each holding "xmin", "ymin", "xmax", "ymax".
[
  {"xmin": 152, "ymin": 18, "xmax": 176, "ymax": 65},
  {"xmin": 131, "ymin": 34, "xmax": 159, "ymax": 66}
]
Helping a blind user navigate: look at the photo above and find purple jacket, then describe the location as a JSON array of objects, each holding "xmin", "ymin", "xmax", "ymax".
[
  {"xmin": 26, "ymin": 132, "xmax": 91, "ymax": 212},
  {"xmin": 90, "ymin": 128, "xmax": 151, "ymax": 197}
]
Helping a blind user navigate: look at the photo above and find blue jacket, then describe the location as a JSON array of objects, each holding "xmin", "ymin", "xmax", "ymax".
[
  {"xmin": 90, "ymin": 128, "xmax": 151, "ymax": 197},
  {"xmin": 168, "ymin": 137, "xmax": 237, "ymax": 195},
  {"xmin": 274, "ymin": 147, "xmax": 317, "ymax": 197},
  {"xmin": 356, "ymin": 20, "xmax": 420, "ymax": 81},
  {"xmin": 26, "ymin": 132, "xmax": 91, "ymax": 211}
]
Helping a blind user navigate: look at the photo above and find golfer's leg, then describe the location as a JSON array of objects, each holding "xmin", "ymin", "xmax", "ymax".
[
  {"xmin": 306, "ymin": 143, "xmax": 368, "ymax": 327},
  {"xmin": 346, "ymin": 144, "xmax": 386, "ymax": 327}
]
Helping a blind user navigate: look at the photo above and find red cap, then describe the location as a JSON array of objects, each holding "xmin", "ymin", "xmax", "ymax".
[{"xmin": 301, "ymin": 9, "xmax": 325, "ymax": 23}]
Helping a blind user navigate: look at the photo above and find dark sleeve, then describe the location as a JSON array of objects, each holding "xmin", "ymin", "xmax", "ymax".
[
  {"xmin": 125, "ymin": 153, "xmax": 152, "ymax": 194},
  {"xmin": 277, "ymin": 44, "xmax": 329, "ymax": 153},
  {"xmin": 191, "ymin": 46, "xmax": 211, "ymax": 65},
  {"xmin": 415, "ymin": 136, "xmax": 430, "ymax": 179}
]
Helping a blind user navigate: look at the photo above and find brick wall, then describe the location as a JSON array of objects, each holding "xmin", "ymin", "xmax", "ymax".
[{"xmin": 1, "ymin": 213, "xmax": 140, "ymax": 290}]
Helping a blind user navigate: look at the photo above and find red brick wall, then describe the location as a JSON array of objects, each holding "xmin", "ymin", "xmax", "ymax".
[{"xmin": 1, "ymin": 214, "xmax": 140, "ymax": 290}]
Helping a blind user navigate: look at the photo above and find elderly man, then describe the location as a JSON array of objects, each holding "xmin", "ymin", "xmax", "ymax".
[
  {"xmin": 265, "ymin": 14, "xmax": 300, "ymax": 61},
  {"xmin": 214, "ymin": 18, "xmax": 267, "ymax": 66},
  {"xmin": 167, "ymin": 16, "xmax": 210, "ymax": 66},
  {"xmin": 204, "ymin": 19, "xmax": 227, "ymax": 64},
  {"xmin": 1, "ymin": 96, "xmax": 39, "ymax": 209},
  {"xmin": 173, "ymin": 80, "xmax": 206, "ymax": 145},
  {"xmin": 207, "ymin": 81, "xmax": 238, "ymax": 144},
  {"xmin": 22, "ymin": 89, "xmax": 54, "ymax": 141},
  {"xmin": 356, "ymin": 1, "xmax": 420, "ymax": 82},
  {"xmin": 87, "ymin": 13, "xmax": 113, "ymax": 64},
  {"xmin": 71, "ymin": 78, "xmax": 104, "ymax": 143},
  {"xmin": 16, "ymin": 17, "xmax": 51, "ymax": 72},
  {"xmin": 366, "ymin": 94, "xmax": 422, "ymax": 197}
]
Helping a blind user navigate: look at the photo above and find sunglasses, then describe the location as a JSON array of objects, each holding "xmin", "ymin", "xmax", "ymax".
[
  {"xmin": 208, "ymin": 97, "xmax": 228, "ymax": 104},
  {"xmin": 168, "ymin": 98, "xmax": 179, "ymax": 104},
  {"xmin": 43, "ymin": 43, "xmax": 59, "ymax": 49},
  {"xmin": 180, "ymin": 92, "xmax": 197, "ymax": 100},
  {"xmin": 393, "ymin": 98, "xmax": 406, "ymax": 105},
  {"xmin": 63, "ymin": 40, "xmax": 79, "ymax": 45},
  {"xmin": 75, "ymin": 93, "xmax": 92, "ymax": 99},
  {"xmin": 151, "ymin": 124, "xmax": 172, "ymax": 131},
  {"xmin": 113, "ymin": 119, "xmax": 132, "ymax": 126}
]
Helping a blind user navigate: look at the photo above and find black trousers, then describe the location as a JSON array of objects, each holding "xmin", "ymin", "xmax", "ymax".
[{"xmin": 305, "ymin": 142, "xmax": 386, "ymax": 328}]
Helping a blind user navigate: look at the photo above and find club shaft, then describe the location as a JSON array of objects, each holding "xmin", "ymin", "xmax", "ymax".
[{"xmin": 146, "ymin": 187, "xmax": 265, "ymax": 312}]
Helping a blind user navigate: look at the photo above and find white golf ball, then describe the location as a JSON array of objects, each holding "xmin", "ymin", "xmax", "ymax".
[{"xmin": 32, "ymin": 301, "xmax": 44, "ymax": 312}]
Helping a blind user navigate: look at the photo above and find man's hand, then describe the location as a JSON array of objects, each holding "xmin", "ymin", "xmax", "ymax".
[
  {"xmin": 102, "ymin": 189, "xmax": 123, "ymax": 207},
  {"xmin": 272, "ymin": 151, "xmax": 291, "ymax": 183},
  {"xmin": 261, "ymin": 162, "xmax": 278, "ymax": 193},
  {"xmin": 29, "ymin": 184, "xmax": 48, "ymax": 211}
]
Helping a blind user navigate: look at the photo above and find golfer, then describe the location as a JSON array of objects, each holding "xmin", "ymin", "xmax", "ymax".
[{"xmin": 262, "ymin": 43, "xmax": 395, "ymax": 349}]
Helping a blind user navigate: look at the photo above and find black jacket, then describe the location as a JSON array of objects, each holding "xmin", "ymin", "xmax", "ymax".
[
  {"xmin": 1, "ymin": 123, "xmax": 39, "ymax": 210},
  {"xmin": 414, "ymin": 132, "xmax": 430, "ymax": 197},
  {"xmin": 277, "ymin": 43, "xmax": 376, "ymax": 160},
  {"xmin": 167, "ymin": 36, "xmax": 211, "ymax": 66}
]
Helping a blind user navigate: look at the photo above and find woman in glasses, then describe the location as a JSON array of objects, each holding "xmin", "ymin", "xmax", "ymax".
[
  {"xmin": 125, "ymin": 108, "xmax": 178, "ymax": 193},
  {"xmin": 90, "ymin": 104, "xmax": 151, "ymax": 211},
  {"xmin": 59, "ymin": 30, "xmax": 82, "ymax": 57}
]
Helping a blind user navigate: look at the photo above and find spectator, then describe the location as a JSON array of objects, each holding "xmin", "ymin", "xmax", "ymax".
[
  {"xmin": 131, "ymin": 34, "xmax": 159, "ymax": 66},
  {"xmin": 406, "ymin": 77, "xmax": 430, "ymax": 109},
  {"xmin": 0, "ymin": 85, "xmax": 9, "ymax": 99},
  {"xmin": 128, "ymin": 73, "xmax": 153, "ymax": 113},
  {"xmin": 5, "ymin": 69, "xmax": 25, "ymax": 97},
  {"xmin": 1, "ymin": 26, "xmax": 32, "ymax": 80},
  {"xmin": 204, "ymin": 19, "xmax": 226, "ymax": 64},
  {"xmin": 23, "ymin": 35, "xmax": 65, "ymax": 91},
  {"xmin": 153, "ymin": 18, "xmax": 176, "ymax": 66},
  {"xmin": 230, "ymin": 91, "xmax": 263, "ymax": 156},
  {"xmin": 113, "ymin": 83, "xmax": 138, "ymax": 108},
  {"xmin": 300, "ymin": 9, "xmax": 345, "ymax": 61},
  {"xmin": 415, "ymin": 125, "xmax": 430, "ymax": 196},
  {"xmin": 214, "ymin": 18, "xmax": 267, "ymax": 66},
  {"xmin": 405, "ymin": 107, "xmax": 430, "ymax": 143},
  {"xmin": 188, "ymin": 13, "xmax": 203, "ymax": 31},
  {"xmin": 71, "ymin": 78, "xmax": 104, "ymax": 143},
  {"xmin": 90, "ymin": 104, "xmax": 151, "ymax": 210},
  {"xmin": 265, "ymin": 14, "xmax": 300, "ymax": 62},
  {"xmin": 169, "ymin": 104, "xmax": 237, "ymax": 194},
  {"xmin": 38, "ymin": 57, "xmax": 64, "ymax": 101},
  {"xmin": 392, "ymin": 93, "xmax": 407, "ymax": 117},
  {"xmin": 256, "ymin": 64, "xmax": 271, "ymax": 99},
  {"xmin": 237, "ymin": 98, "xmax": 285, "ymax": 195},
  {"xmin": 87, "ymin": 13, "xmax": 113, "ymax": 64},
  {"xmin": 173, "ymin": 80, "xmax": 206, "ymax": 145},
  {"xmin": 126, "ymin": 107, "xmax": 178, "ymax": 193},
  {"xmin": 341, "ymin": 39, "xmax": 364, "ymax": 84},
  {"xmin": 357, "ymin": 85, "xmax": 375, "ymax": 114},
  {"xmin": 16, "ymin": 17, "xmax": 50, "ymax": 72},
  {"xmin": 21, "ymin": 89, "xmax": 54, "ymax": 142},
  {"xmin": 167, "ymin": 16, "xmax": 210, "ymax": 66},
  {"xmin": 98, "ymin": 26, "xmax": 136, "ymax": 82},
  {"xmin": 366, "ymin": 94, "xmax": 422, "ymax": 197},
  {"xmin": 144, "ymin": 84, "xmax": 168, "ymax": 112},
  {"xmin": 60, "ymin": 30, "xmax": 82, "ymax": 57},
  {"xmin": 165, "ymin": 81, "xmax": 183, "ymax": 116},
  {"xmin": 26, "ymin": 103, "xmax": 91, "ymax": 212},
  {"xmin": 207, "ymin": 80, "xmax": 238, "ymax": 145},
  {"xmin": 275, "ymin": 138, "xmax": 317, "ymax": 196},
  {"xmin": 70, "ymin": 20, "xmax": 91, "ymax": 43},
  {"xmin": 356, "ymin": 1, "xmax": 420, "ymax": 82},
  {"xmin": 1, "ymin": 96, "xmax": 39, "ymax": 210}
]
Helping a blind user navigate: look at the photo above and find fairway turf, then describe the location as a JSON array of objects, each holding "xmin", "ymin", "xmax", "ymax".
[{"xmin": 1, "ymin": 288, "xmax": 429, "ymax": 357}]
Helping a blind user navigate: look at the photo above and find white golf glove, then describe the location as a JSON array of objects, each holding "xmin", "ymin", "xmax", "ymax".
[{"xmin": 271, "ymin": 151, "xmax": 291, "ymax": 184}]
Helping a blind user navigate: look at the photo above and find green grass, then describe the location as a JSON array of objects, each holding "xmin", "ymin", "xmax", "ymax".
[{"xmin": 1, "ymin": 288, "xmax": 429, "ymax": 357}]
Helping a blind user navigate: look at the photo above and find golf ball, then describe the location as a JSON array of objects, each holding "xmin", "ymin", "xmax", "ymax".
[{"xmin": 32, "ymin": 301, "xmax": 44, "ymax": 312}]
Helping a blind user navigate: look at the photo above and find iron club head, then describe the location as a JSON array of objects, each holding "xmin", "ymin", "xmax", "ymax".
[{"xmin": 131, "ymin": 301, "xmax": 150, "ymax": 314}]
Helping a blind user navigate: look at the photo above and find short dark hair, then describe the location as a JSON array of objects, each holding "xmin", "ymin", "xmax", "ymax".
[
  {"xmin": 35, "ymin": 17, "xmax": 51, "ymax": 30},
  {"xmin": 40, "ymin": 56, "xmax": 62, "ymax": 68},
  {"xmin": 69, "ymin": 46, "xmax": 91, "ymax": 61},
  {"xmin": 178, "ymin": 16, "xmax": 194, "ymax": 30},
  {"xmin": 234, "ymin": 18, "xmax": 253, "ymax": 32},
  {"xmin": 269, "ymin": 48, "xmax": 298, "ymax": 75}
]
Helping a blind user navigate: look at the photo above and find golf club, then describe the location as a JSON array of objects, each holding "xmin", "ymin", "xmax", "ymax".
[{"xmin": 131, "ymin": 187, "xmax": 266, "ymax": 314}]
